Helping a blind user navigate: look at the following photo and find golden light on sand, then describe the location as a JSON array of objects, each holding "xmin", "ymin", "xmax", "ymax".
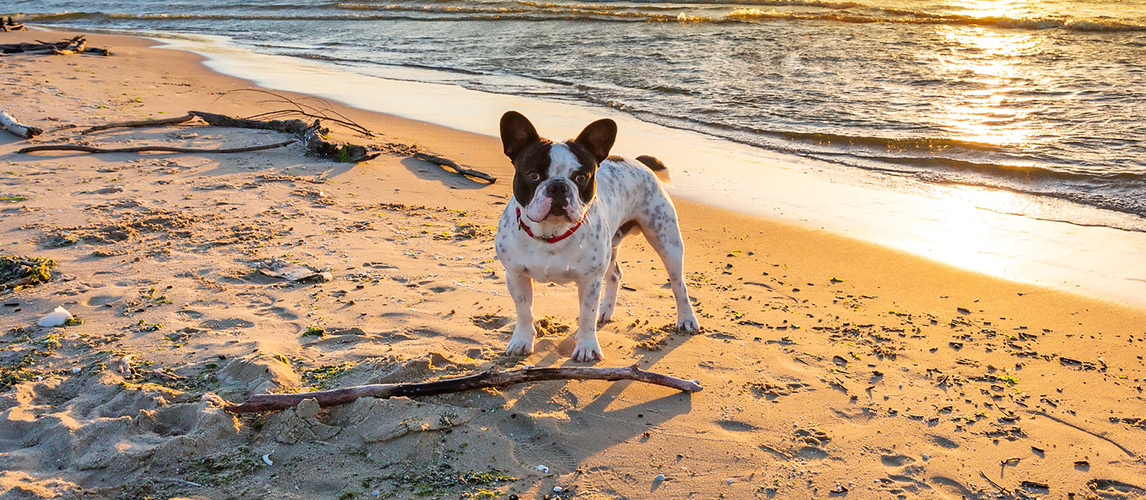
[{"xmin": 908, "ymin": 185, "xmax": 1019, "ymax": 275}]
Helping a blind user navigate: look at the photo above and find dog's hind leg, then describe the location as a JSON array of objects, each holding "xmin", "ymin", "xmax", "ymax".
[
  {"xmin": 599, "ymin": 220, "xmax": 640, "ymax": 326},
  {"xmin": 505, "ymin": 270, "xmax": 537, "ymax": 356},
  {"xmin": 641, "ymin": 213, "xmax": 700, "ymax": 333},
  {"xmin": 598, "ymin": 245, "xmax": 622, "ymax": 326}
]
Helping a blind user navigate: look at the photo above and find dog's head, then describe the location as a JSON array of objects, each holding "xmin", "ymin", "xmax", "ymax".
[{"xmin": 500, "ymin": 111, "xmax": 616, "ymax": 224}]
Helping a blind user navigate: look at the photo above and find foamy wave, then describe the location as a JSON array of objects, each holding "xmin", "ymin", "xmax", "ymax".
[{"xmin": 725, "ymin": 8, "xmax": 1146, "ymax": 31}]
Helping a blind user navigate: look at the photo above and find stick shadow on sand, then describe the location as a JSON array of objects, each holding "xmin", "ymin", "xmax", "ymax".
[{"xmin": 399, "ymin": 157, "xmax": 492, "ymax": 190}]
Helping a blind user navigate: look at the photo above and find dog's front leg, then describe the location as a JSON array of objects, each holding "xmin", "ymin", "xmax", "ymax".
[
  {"xmin": 571, "ymin": 276, "xmax": 605, "ymax": 362},
  {"xmin": 505, "ymin": 270, "xmax": 536, "ymax": 356}
]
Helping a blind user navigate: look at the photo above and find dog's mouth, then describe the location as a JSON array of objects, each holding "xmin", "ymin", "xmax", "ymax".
[{"xmin": 545, "ymin": 199, "xmax": 571, "ymax": 220}]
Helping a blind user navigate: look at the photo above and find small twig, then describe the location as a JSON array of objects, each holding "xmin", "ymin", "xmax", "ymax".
[
  {"xmin": 758, "ymin": 443, "xmax": 792, "ymax": 460},
  {"xmin": 978, "ymin": 470, "xmax": 1008, "ymax": 493},
  {"xmin": 1032, "ymin": 410, "xmax": 1136, "ymax": 457},
  {"xmin": 413, "ymin": 152, "xmax": 497, "ymax": 183},
  {"xmin": 17, "ymin": 139, "xmax": 297, "ymax": 155},
  {"xmin": 226, "ymin": 364, "xmax": 701, "ymax": 413}
]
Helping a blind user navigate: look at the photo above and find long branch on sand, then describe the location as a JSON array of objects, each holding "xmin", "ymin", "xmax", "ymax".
[
  {"xmin": 17, "ymin": 140, "xmax": 297, "ymax": 155},
  {"xmin": 80, "ymin": 110, "xmax": 379, "ymax": 163},
  {"xmin": 226, "ymin": 364, "xmax": 702, "ymax": 413}
]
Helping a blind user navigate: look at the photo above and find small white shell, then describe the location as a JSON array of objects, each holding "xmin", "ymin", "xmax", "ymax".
[
  {"xmin": 536, "ymin": 464, "xmax": 549, "ymax": 474},
  {"xmin": 38, "ymin": 306, "xmax": 73, "ymax": 327},
  {"xmin": 262, "ymin": 454, "xmax": 274, "ymax": 466}
]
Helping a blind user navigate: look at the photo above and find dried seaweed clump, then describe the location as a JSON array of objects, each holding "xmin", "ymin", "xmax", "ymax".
[{"xmin": 0, "ymin": 255, "xmax": 55, "ymax": 292}]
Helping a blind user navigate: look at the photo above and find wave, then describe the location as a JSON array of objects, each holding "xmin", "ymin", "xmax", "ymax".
[
  {"xmin": 19, "ymin": 6, "xmax": 1146, "ymax": 32},
  {"xmin": 725, "ymin": 8, "xmax": 1146, "ymax": 32}
]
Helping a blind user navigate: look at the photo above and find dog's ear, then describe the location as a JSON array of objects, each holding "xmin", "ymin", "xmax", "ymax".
[
  {"xmin": 574, "ymin": 118, "xmax": 617, "ymax": 164},
  {"xmin": 500, "ymin": 111, "xmax": 540, "ymax": 161}
]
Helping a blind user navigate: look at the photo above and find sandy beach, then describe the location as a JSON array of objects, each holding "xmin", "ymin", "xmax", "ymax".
[{"xmin": 2, "ymin": 30, "xmax": 1146, "ymax": 499}]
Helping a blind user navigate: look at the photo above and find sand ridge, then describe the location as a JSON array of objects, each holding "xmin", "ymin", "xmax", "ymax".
[{"xmin": 2, "ymin": 30, "xmax": 1146, "ymax": 499}]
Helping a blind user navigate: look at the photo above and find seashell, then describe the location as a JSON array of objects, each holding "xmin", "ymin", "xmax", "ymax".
[{"xmin": 38, "ymin": 306, "xmax": 73, "ymax": 327}]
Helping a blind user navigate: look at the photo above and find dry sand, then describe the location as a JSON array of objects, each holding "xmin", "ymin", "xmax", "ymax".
[{"xmin": 2, "ymin": 30, "xmax": 1146, "ymax": 500}]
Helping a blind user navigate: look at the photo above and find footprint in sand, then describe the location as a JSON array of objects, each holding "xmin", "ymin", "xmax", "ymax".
[
  {"xmin": 255, "ymin": 306, "xmax": 298, "ymax": 320},
  {"xmin": 82, "ymin": 295, "xmax": 122, "ymax": 307},
  {"xmin": 716, "ymin": 420, "xmax": 760, "ymax": 432},
  {"xmin": 1088, "ymin": 479, "xmax": 1146, "ymax": 500},
  {"xmin": 928, "ymin": 434, "xmax": 959, "ymax": 449},
  {"xmin": 470, "ymin": 314, "xmax": 512, "ymax": 330},
  {"xmin": 200, "ymin": 318, "xmax": 255, "ymax": 330},
  {"xmin": 791, "ymin": 427, "xmax": 833, "ymax": 460},
  {"xmin": 880, "ymin": 454, "xmax": 916, "ymax": 467}
]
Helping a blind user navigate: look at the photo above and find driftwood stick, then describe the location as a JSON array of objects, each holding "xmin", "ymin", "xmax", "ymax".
[
  {"xmin": 77, "ymin": 111, "xmax": 376, "ymax": 162},
  {"xmin": 17, "ymin": 139, "xmax": 297, "ymax": 155},
  {"xmin": 413, "ymin": 152, "xmax": 497, "ymax": 183},
  {"xmin": 0, "ymin": 111, "xmax": 43, "ymax": 139},
  {"xmin": 189, "ymin": 110, "xmax": 309, "ymax": 134},
  {"xmin": 55, "ymin": 39, "xmax": 86, "ymax": 55},
  {"xmin": 81, "ymin": 114, "xmax": 196, "ymax": 134},
  {"xmin": 1, "ymin": 36, "xmax": 86, "ymax": 54},
  {"xmin": 226, "ymin": 364, "xmax": 702, "ymax": 413}
]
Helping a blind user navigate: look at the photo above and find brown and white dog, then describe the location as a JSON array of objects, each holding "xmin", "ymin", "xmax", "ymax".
[{"xmin": 494, "ymin": 111, "xmax": 699, "ymax": 362}]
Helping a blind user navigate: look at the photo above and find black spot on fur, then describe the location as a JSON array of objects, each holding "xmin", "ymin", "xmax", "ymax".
[
  {"xmin": 508, "ymin": 141, "xmax": 553, "ymax": 207},
  {"xmin": 565, "ymin": 141, "xmax": 599, "ymax": 205}
]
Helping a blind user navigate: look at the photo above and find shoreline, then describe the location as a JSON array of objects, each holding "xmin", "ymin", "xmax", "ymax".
[
  {"xmin": 150, "ymin": 28, "xmax": 1146, "ymax": 309},
  {"xmin": 3, "ymin": 29, "xmax": 1146, "ymax": 499}
]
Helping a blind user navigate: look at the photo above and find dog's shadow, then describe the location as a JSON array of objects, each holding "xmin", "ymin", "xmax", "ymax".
[{"xmin": 493, "ymin": 322, "xmax": 697, "ymax": 491}]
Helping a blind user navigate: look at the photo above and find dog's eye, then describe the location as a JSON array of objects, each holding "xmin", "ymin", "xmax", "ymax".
[
  {"xmin": 575, "ymin": 174, "xmax": 589, "ymax": 184},
  {"xmin": 526, "ymin": 172, "xmax": 541, "ymax": 182}
]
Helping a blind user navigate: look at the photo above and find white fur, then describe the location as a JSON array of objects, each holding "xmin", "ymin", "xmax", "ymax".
[{"xmin": 496, "ymin": 143, "xmax": 699, "ymax": 362}]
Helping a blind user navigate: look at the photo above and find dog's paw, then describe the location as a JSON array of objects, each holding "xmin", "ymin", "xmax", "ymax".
[
  {"xmin": 505, "ymin": 332, "xmax": 535, "ymax": 357},
  {"xmin": 596, "ymin": 307, "xmax": 615, "ymax": 327},
  {"xmin": 676, "ymin": 314, "xmax": 700, "ymax": 334},
  {"xmin": 570, "ymin": 337, "xmax": 604, "ymax": 363}
]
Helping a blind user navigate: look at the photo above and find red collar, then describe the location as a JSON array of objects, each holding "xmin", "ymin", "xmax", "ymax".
[{"xmin": 516, "ymin": 207, "xmax": 582, "ymax": 244}]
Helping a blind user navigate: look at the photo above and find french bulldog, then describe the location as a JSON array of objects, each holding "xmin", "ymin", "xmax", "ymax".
[{"xmin": 494, "ymin": 111, "xmax": 699, "ymax": 362}]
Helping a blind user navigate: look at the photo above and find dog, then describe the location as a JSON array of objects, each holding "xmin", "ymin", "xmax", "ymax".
[{"xmin": 494, "ymin": 111, "xmax": 699, "ymax": 362}]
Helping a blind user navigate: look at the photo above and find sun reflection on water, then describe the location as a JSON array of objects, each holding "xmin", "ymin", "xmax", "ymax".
[
  {"xmin": 953, "ymin": 0, "xmax": 1035, "ymax": 19},
  {"xmin": 930, "ymin": 25, "xmax": 1044, "ymax": 148}
]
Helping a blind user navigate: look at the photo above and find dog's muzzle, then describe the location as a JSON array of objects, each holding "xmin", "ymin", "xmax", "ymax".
[{"xmin": 545, "ymin": 182, "xmax": 570, "ymax": 216}]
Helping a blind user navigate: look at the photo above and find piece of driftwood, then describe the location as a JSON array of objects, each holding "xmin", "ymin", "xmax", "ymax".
[
  {"xmin": 0, "ymin": 36, "xmax": 107, "ymax": 56},
  {"xmin": 0, "ymin": 111, "xmax": 43, "ymax": 139},
  {"xmin": 17, "ymin": 139, "xmax": 297, "ymax": 155},
  {"xmin": 81, "ymin": 111, "xmax": 378, "ymax": 163},
  {"xmin": 413, "ymin": 152, "xmax": 497, "ymax": 183},
  {"xmin": 230, "ymin": 89, "xmax": 375, "ymax": 137},
  {"xmin": 2, "ymin": 17, "xmax": 26, "ymax": 31},
  {"xmin": 226, "ymin": 364, "xmax": 702, "ymax": 413}
]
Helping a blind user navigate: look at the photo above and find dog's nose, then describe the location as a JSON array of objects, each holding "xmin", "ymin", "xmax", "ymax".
[{"xmin": 547, "ymin": 182, "xmax": 568, "ymax": 197}]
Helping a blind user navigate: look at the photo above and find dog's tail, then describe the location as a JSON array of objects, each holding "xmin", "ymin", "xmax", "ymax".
[{"xmin": 636, "ymin": 155, "xmax": 671, "ymax": 185}]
